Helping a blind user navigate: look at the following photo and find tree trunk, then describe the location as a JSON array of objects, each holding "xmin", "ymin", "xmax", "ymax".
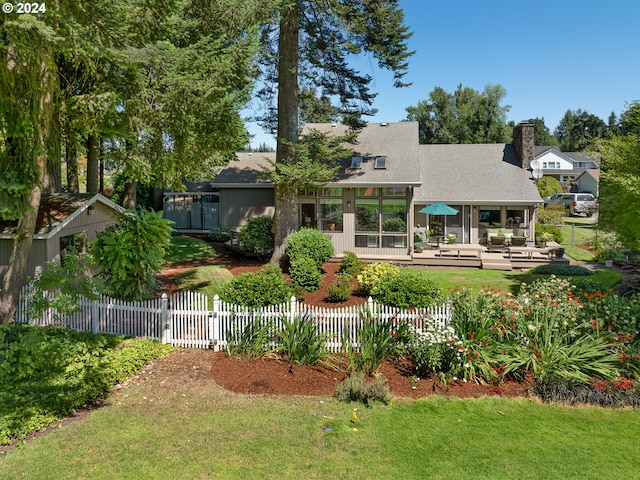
[
  {"xmin": 86, "ymin": 134, "xmax": 99, "ymax": 193},
  {"xmin": 122, "ymin": 181, "xmax": 137, "ymax": 210},
  {"xmin": 66, "ymin": 137, "xmax": 79, "ymax": 192},
  {"xmin": 0, "ymin": 182, "xmax": 43, "ymax": 323},
  {"xmin": 270, "ymin": 2, "xmax": 299, "ymax": 264},
  {"xmin": 44, "ymin": 157, "xmax": 61, "ymax": 193}
]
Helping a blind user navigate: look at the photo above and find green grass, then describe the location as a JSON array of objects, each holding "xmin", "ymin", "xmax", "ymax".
[
  {"xmin": 1, "ymin": 381, "xmax": 639, "ymax": 479},
  {"xmin": 175, "ymin": 265, "xmax": 234, "ymax": 300},
  {"xmin": 165, "ymin": 235, "xmax": 217, "ymax": 263},
  {"xmin": 404, "ymin": 266, "xmax": 621, "ymax": 295},
  {"xmin": 403, "ymin": 267, "xmax": 525, "ymax": 294}
]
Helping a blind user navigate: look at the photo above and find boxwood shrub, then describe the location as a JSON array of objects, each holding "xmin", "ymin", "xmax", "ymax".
[
  {"xmin": 530, "ymin": 264, "xmax": 593, "ymax": 276},
  {"xmin": 237, "ymin": 216, "xmax": 274, "ymax": 257},
  {"xmin": 285, "ymin": 228, "xmax": 334, "ymax": 267},
  {"xmin": 338, "ymin": 251, "xmax": 363, "ymax": 279},
  {"xmin": 218, "ymin": 264, "xmax": 292, "ymax": 308},
  {"xmin": 373, "ymin": 272, "xmax": 442, "ymax": 308},
  {"xmin": 290, "ymin": 256, "xmax": 322, "ymax": 292}
]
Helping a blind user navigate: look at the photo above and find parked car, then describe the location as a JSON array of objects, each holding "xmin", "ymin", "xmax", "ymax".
[{"xmin": 543, "ymin": 193, "xmax": 597, "ymax": 216}]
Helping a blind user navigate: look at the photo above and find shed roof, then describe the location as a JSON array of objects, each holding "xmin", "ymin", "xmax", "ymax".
[{"xmin": 0, "ymin": 193, "xmax": 121, "ymax": 239}]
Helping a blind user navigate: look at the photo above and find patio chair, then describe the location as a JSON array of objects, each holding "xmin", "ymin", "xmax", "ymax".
[
  {"xmin": 447, "ymin": 233, "xmax": 457, "ymax": 244},
  {"xmin": 510, "ymin": 236, "xmax": 527, "ymax": 247},
  {"xmin": 488, "ymin": 235, "xmax": 506, "ymax": 252}
]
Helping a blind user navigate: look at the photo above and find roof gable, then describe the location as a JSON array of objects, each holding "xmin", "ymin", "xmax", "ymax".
[{"xmin": 0, "ymin": 193, "xmax": 122, "ymax": 239}]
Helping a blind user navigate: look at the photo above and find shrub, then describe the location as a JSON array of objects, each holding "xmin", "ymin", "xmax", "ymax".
[
  {"xmin": 373, "ymin": 272, "xmax": 442, "ymax": 308},
  {"xmin": 356, "ymin": 262, "xmax": 399, "ymax": 296},
  {"xmin": 285, "ymin": 228, "xmax": 334, "ymax": 267},
  {"xmin": 534, "ymin": 375, "xmax": 640, "ymax": 408},
  {"xmin": 595, "ymin": 247, "xmax": 626, "ymax": 264},
  {"xmin": 92, "ymin": 209, "xmax": 173, "ymax": 300},
  {"xmin": 289, "ymin": 256, "xmax": 322, "ymax": 292},
  {"xmin": 209, "ymin": 225, "xmax": 234, "ymax": 242},
  {"xmin": 335, "ymin": 372, "xmax": 391, "ymax": 406},
  {"xmin": 381, "ymin": 216, "xmax": 406, "ymax": 233},
  {"xmin": 535, "ymin": 223, "xmax": 563, "ymax": 243},
  {"xmin": 568, "ymin": 277, "xmax": 609, "ymax": 294},
  {"xmin": 276, "ymin": 313, "xmax": 332, "ymax": 366},
  {"xmin": 237, "ymin": 216, "xmax": 274, "ymax": 257},
  {"xmin": 326, "ymin": 274, "xmax": 352, "ymax": 303},
  {"xmin": 338, "ymin": 251, "xmax": 363, "ymax": 279},
  {"xmin": 530, "ymin": 264, "xmax": 593, "ymax": 276},
  {"xmin": 538, "ymin": 204, "xmax": 565, "ymax": 225},
  {"xmin": 218, "ymin": 264, "xmax": 292, "ymax": 308}
]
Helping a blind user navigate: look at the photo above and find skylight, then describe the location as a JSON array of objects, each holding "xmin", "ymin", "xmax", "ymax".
[
  {"xmin": 374, "ymin": 156, "xmax": 387, "ymax": 169},
  {"xmin": 350, "ymin": 156, "xmax": 363, "ymax": 169}
]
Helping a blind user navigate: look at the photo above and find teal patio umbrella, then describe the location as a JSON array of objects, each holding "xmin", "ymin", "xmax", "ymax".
[
  {"xmin": 419, "ymin": 202, "xmax": 459, "ymax": 216},
  {"xmin": 418, "ymin": 202, "xmax": 459, "ymax": 237}
]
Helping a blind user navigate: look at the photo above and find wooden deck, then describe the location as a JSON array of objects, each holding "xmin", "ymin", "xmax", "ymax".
[{"xmin": 333, "ymin": 242, "xmax": 567, "ymax": 271}]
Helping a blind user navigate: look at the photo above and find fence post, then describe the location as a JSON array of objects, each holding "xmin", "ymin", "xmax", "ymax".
[
  {"xmin": 445, "ymin": 298, "xmax": 452, "ymax": 327},
  {"xmin": 367, "ymin": 296, "xmax": 374, "ymax": 316},
  {"xmin": 160, "ymin": 293, "xmax": 169, "ymax": 344},
  {"xmin": 289, "ymin": 295, "xmax": 297, "ymax": 322},
  {"xmin": 91, "ymin": 299, "xmax": 99, "ymax": 334},
  {"xmin": 212, "ymin": 294, "xmax": 220, "ymax": 351}
]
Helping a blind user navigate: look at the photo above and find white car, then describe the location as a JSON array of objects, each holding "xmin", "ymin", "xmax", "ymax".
[{"xmin": 544, "ymin": 193, "xmax": 597, "ymax": 216}]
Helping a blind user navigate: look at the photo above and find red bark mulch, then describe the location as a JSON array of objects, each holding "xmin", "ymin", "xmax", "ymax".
[{"xmin": 155, "ymin": 239, "xmax": 532, "ymax": 400}]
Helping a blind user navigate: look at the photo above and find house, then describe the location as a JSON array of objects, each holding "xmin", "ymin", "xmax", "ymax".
[
  {"xmin": 209, "ymin": 121, "xmax": 543, "ymax": 259},
  {"xmin": 0, "ymin": 193, "xmax": 122, "ymax": 281},
  {"xmin": 574, "ymin": 169, "xmax": 600, "ymax": 197},
  {"xmin": 533, "ymin": 146, "xmax": 599, "ymax": 191}
]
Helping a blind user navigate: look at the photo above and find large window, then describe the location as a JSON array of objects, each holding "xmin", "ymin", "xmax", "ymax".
[
  {"xmin": 355, "ymin": 188, "xmax": 407, "ymax": 248},
  {"xmin": 299, "ymin": 188, "xmax": 343, "ymax": 232}
]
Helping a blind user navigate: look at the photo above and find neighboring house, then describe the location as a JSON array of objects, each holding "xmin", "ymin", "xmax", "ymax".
[
  {"xmin": 534, "ymin": 146, "xmax": 599, "ymax": 191},
  {"xmin": 574, "ymin": 169, "xmax": 600, "ymax": 197},
  {"xmin": 0, "ymin": 193, "xmax": 122, "ymax": 281},
  {"xmin": 208, "ymin": 121, "xmax": 543, "ymax": 258}
]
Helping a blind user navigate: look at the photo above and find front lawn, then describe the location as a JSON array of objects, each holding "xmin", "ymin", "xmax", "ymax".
[{"xmin": 1, "ymin": 377, "xmax": 639, "ymax": 479}]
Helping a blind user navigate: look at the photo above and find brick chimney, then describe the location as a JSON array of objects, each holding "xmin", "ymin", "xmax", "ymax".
[{"xmin": 513, "ymin": 122, "xmax": 534, "ymax": 170}]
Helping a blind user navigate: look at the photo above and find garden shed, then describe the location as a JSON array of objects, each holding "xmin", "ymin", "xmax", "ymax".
[{"xmin": 0, "ymin": 193, "xmax": 122, "ymax": 281}]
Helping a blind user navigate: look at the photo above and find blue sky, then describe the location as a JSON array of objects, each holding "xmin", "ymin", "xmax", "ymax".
[{"xmin": 245, "ymin": 0, "xmax": 640, "ymax": 148}]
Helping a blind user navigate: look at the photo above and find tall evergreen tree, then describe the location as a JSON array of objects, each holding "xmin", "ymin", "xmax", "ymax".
[{"xmin": 255, "ymin": 0, "xmax": 414, "ymax": 263}]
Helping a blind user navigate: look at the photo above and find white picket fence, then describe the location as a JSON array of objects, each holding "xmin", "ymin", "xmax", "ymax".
[{"xmin": 17, "ymin": 288, "xmax": 452, "ymax": 351}]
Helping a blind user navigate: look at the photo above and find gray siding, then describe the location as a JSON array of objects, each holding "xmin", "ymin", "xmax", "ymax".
[
  {"xmin": 219, "ymin": 188, "xmax": 275, "ymax": 229},
  {"xmin": 0, "ymin": 202, "xmax": 118, "ymax": 283}
]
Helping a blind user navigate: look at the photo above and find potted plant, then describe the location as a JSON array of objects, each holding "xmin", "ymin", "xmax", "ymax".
[
  {"xmin": 536, "ymin": 232, "xmax": 553, "ymax": 248},
  {"xmin": 324, "ymin": 209, "xmax": 343, "ymax": 231},
  {"xmin": 414, "ymin": 241, "xmax": 425, "ymax": 253}
]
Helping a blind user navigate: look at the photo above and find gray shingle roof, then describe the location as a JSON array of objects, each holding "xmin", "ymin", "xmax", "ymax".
[
  {"xmin": 211, "ymin": 152, "xmax": 276, "ymax": 187},
  {"xmin": 303, "ymin": 122, "xmax": 422, "ymax": 187},
  {"xmin": 414, "ymin": 144, "xmax": 542, "ymax": 204}
]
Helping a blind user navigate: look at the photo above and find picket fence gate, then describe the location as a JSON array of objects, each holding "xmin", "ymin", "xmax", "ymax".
[{"xmin": 17, "ymin": 288, "xmax": 452, "ymax": 351}]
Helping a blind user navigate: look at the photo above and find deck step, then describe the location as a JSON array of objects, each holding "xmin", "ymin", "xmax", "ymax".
[{"xmin": 482, "ymin": 261, "xmax": 513, "ymax": 271}]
